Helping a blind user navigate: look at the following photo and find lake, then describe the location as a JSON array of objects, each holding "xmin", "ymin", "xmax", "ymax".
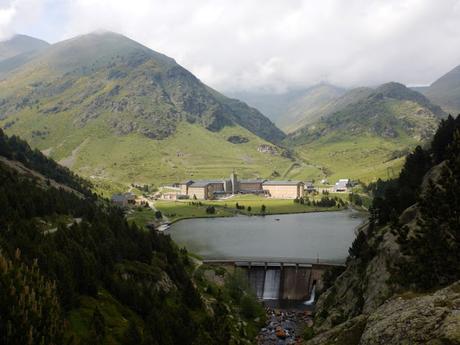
[{"xmin": 166, "ymin": 210, "xmax": 365, "ymax": 263}]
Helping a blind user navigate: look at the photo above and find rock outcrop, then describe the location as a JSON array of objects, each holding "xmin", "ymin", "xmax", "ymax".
[
  {"xmin": 306, "ymin": 281, "xmax": 460, "ymax": 345},
  {"xmin": 312, "ymin": 222, "xmax": 403, "ymax": 334},
  {"xmin": 359, "ymin": 282, "xmax": 460, "ymax": 345}
]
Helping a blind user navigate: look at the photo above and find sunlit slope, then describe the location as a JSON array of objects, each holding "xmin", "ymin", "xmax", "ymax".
[
  {"xmin": 0, "ymin": 32, "xmax": 295, "ymax": 187},
  {"xmin": 287, "ymin": 83, "xmax": 444, "ymax": 182},
  {"xmin": 3, "ymin": 109, "xmax": 300, "ymax": 185}
]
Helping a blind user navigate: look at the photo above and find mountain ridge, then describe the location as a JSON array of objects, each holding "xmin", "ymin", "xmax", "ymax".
[
  {"xmin": 420, "ymin": 64, "xmax": 460, "ymax": 116},
  {"xmin": 285, "ymin": 82, "xmax": 444, "ymax": 182},
  {"xmin": 0, "ymin": 32, "xmax": 293, "ymax": 188}
]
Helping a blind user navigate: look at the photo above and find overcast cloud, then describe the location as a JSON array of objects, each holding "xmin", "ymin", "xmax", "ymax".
[{"xmin": 1, "ymin": 0, "xmax": 460, "ymax": 92}]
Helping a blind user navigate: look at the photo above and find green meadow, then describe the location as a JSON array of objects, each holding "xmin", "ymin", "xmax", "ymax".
[{"xmin": 154, "ymin": 194, "xmax": 347, "ymax": 223}]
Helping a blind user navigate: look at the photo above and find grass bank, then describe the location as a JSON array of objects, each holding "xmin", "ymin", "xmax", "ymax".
[{"xmin": 154, "ymin": 194, "xmax": 350, "ymax": 223}]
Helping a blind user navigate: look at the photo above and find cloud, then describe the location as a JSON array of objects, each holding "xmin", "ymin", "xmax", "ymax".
[
  {"xmin": 5, "ymin": 0, "xmax": 460, "ymax": 92},
  {"xmin": 0, "ymin": 0, "xmax": 46, "ymax": 40}
]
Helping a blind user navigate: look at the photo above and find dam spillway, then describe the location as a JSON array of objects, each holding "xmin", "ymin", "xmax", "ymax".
[
  {"xmin": 245, "ymin": 264, "xmax": 314, "ymax": 301},
  {"xmin": 203, "ymin": 259, "xmax": 344, "ymax": 302}
]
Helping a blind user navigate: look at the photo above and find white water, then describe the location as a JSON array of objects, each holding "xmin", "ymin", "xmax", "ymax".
[
  {"xmin": 304, "ymin": 284, "xmax": 316, "ymax": 305},
  {"xmin": 263, "ymin": 269, "xmax": 281, "ymax": 300},
  {"xmin": 248, "ymin": 269, "xmax": 266, "ymax": 299}
]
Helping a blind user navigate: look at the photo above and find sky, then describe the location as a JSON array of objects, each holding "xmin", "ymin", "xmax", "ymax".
[{"xmin": 1, "ymin": 0, "xmax": 460, "ymax": 93}]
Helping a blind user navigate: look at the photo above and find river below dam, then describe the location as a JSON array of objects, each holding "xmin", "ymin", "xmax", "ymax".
[{"xmin": 166, "ymin": 209, "xmax": 364, "ymax": 263}]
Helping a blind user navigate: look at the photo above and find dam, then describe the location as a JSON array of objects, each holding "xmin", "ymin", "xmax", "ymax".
[
  {"xmin": 204, "ymin": 259, "xmax": 344, "ymax": 301},
  {"xmin": 168, "ymin": 211, "xmax": 362, "ymax": 304}
]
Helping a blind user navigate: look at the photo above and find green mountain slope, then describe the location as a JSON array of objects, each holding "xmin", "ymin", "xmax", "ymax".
[
  {"xmin": 286, "ymin": 82, "xmax": 445, "ymax": 182},
  {"xmin": 421, "ymin": 64, "xmax": 460, "ymax": 115},
  {"xmin": 0, "ymin": 32, "xmax": 292, "ymax": 189}
]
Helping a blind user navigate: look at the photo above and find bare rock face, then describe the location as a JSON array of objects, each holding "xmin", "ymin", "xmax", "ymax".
[
  {"xmin": 359, "ymin": 281, "xmax": 460, "ymax": 345},
  {"xmin": 305, "ymin": 315, "xmax": 368, "ymax": 345},
  {"xmin": 313, "ymin": 223, "xmax": 402, "ymax": 334},
  {"xmin": 257, "ymin": 144, "xmax": 279, "ymax": 155},
  {"xmin": 305, "ymin": 282, "xmax": 460, "ymax": 345}
]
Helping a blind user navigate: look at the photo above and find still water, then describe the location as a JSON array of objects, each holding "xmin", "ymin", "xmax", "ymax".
[{"xmin": 166, "ymin": 210, "xmax": 364, "ymax": 263}]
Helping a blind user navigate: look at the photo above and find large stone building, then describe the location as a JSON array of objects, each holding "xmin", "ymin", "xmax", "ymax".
[
  {"xmin": 262, "ymin": 181, "xmax": 305, "ymax": 199},
  {"xmin": 178, "ymin": 173, "xmax": 304, "ymax": 200}
]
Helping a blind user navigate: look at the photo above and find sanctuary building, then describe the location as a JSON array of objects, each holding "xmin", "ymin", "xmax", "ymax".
[{"xmin": 179, "ymin": 172, "xmax": 304, "ymax": 200}]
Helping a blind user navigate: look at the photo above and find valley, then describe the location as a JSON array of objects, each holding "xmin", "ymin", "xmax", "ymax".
[
  {"xmin": 0, "ymin": 22, "xmax": 459, "ymax": 345},
  {"xmin": 1, "ymin": 33, "xmax": 454, "ymax": 194}
]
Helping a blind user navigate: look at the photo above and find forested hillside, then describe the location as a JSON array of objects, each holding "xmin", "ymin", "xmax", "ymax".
[{"xmin": 0, "ymin": 129, "xmax": 261, "ymax": 344}]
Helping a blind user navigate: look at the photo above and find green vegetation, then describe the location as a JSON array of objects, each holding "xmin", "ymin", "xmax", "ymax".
[
  {"xmin": 295, "ymin": 134, "xmax": 407, "ymax": 183},
  {"xmin": 154, "ymin": 200, "xmax": 234, "ymax": 222},
  {"xmin": 155, "ymin": 194, "xmax": 348, "ymax": 222},
  {"xmin": 194, "ymin": 265, "xmax": 266, "ymax": 340},
  {"xmin": 0, "ymin": 32, "xmax": 291, "ymax": 194},
  {"xmin": 364, "ymin": 115, "xmax": 460, "ymax": 290},
  {"xmin": 286, "ymin": 82, "xmax": 443, "ymax": 183},
  {"xmin": 0, "ymin": 129, "xmax": 261, "ymax": 344},
  {"xmin": 126, "ymin": 207, "xmax": 157, "ymax": 228}
]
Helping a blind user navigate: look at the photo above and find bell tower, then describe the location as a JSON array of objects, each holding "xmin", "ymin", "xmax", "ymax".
[{"xmin": 230, "ymin": 170, "xmax": 238, "ymax": 194}]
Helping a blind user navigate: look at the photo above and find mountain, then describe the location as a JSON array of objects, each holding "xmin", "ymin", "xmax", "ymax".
[
  {"xmin": 304, "ymin": 116, "xmax": 460, "ymax": 344},
  {"xmin": 285, "ymin": 82, "xmax": 445, "ymax": 182},
  {"xmin": 0, "ymin": 32, "xmax": 294, "ymax": 190},
  {"xmin": 0, "ymin": 34, "xmax": 49, "ymax": 61},
  {"xmin": 280, "ymin": 84, "xmax": 346, "ymax": 132},
  {"xmin": 0, "ymin": 129, "xmax": 263, "ymax": 344},
  {"xmin": 0, "ymin": 34, "xmax": 49, "ymax": 76},
  {"xmin": 229, "ymin": 84, "xmax": 346, "ymax": 132},
  {"xmin": 420, "ymin": 64, "xmax": 460, "ymax": 116}
]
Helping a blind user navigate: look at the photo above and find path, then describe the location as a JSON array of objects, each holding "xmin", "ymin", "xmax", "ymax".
[{"xmin": 137, "ymin": 196, "xmax": 171, "ymax": 231}]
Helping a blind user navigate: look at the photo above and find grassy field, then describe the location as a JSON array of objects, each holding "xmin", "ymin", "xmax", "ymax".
[
  {"xmin": 295, "ymin": 133, "xmax": 409, "ymax": 183},
  {"xmin": 126, "ymin": 207, "xmax": 158, "ymax": 228},
  {"xmin": 154, "ymin": 200, "xmax": 234, "ymax": 222},
  {"xmin": 154, "ymin": 194, "xmax": 347, "ymax": 223},
  {"xmin": 2, "ymin": 110, "xmax": 315, "ymax": 191}
]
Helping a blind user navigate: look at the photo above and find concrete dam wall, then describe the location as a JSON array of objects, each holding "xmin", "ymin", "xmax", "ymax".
[
  {"xmin": 203, "ymin": 259, "xmax": 344, "ymax": 301},
  {"xmin": 245, "ymin": 265, "xmax": 313, "ymax": 300}
]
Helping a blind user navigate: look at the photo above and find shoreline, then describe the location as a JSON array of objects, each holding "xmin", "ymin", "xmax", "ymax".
[{"xmin": 165, "ymin": 205, "xmax": 367, "ymax": 226}]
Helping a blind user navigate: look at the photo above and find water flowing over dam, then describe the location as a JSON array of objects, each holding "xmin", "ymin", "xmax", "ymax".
[
  {"xmin": 246, "ymin": 264, "xmax": 315, "ymax": 300},
  {"xmin": 262, "ymin": 269, "xmax": 281, "ymax": 299},
  {"xmin": 205, "ymin": 260, "xmax": 338, "ymax": 302}
]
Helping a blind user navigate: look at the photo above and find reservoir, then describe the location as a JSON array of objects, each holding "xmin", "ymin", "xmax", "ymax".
[{"xmin": 166, "ymin": 210, "xmax": 364, "ymax": 264}]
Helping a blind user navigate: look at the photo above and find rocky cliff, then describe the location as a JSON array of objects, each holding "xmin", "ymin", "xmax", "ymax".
[
  {"xmin": 305, "ymin": 160, "xmax": 460, "ymax": 344},
  {"xmin": 306, "ymin": 281, "xmax": 460, "ymax": 345}
]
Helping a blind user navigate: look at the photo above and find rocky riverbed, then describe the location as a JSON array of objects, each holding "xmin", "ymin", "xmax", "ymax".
[{"xmin": 257, "ymin": 307, "xmax": 313, "ymax": 345}]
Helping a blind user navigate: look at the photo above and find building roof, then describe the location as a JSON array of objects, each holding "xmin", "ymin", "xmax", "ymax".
[
  {"xmin": 239, "ymin": 179, "xmax": 265, "ymax": 184},
  {"xmin": 111, "ymin": 194, "xmax": 127, "ymax": 202},
  {"xmin": 263, "ymin": 180, "xmax": 304, "ymax": 186},
  {"xmin": 335, "ymin": 180, "xmax": 349, "ymax": 189},
  {"xmin": 180, "ymin": 180, "xmax": 194, "ymax": 185},
  {"xmin": 189, "ymin": 180, "xmax": 224, "ymax": 188}
]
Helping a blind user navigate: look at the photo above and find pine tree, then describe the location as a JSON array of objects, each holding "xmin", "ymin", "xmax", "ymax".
[
  {"xmin": 396, "ymin": 130, "xmax": 460, "ymax": 289},
  {"xmin": 123, "ymin": 320, "xmax": 142, "ymax": 345}
]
